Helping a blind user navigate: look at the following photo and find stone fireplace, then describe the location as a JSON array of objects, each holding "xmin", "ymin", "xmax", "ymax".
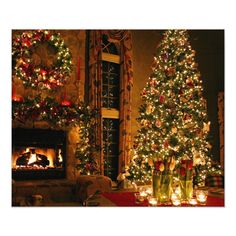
[
  {"xmin": 12, "ymin": 123, "xmax": 81, "ymax": 182},
  {"xmin": 12, "ymin": 128, "xmax": 67, "ymax": 180}
]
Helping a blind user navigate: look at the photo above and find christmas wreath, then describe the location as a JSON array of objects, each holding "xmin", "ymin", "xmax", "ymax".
[{"xmin": 12, "ymin": 30, "xmax": 72, "ymax": 90}]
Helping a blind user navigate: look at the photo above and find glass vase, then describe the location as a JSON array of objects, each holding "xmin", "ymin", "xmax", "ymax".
[
  {"xmin": 152, "ymin": 171, "xmax": 172, "ymax": 203},
  {"xmin": 180, "ymin": 178, "xmax": 193, "ymax": 203}
]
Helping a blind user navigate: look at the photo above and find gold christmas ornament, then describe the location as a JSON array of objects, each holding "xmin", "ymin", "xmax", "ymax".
[
  {"xmin": 148, "ymin": 159, "xmax": 154, "ymax": 166},
  {"xmin": 151, "ymin": 143, "xmax": 158, "ymax": 151},
  {"xmin": 206, "ymin": 143, "xmax": 212, "ymax": 149},
  {"xmin": 171, "ymin": 127, "xmax": 177, "ymax": 134},
  {"xmin": 203, "ymin": 122, "xmax": 210, "ymax": 133},
  {"xmin": 146, "ymin": 104, "xmax": 154, "ymax": 114},
  {"xmin": 155, "ymin": 119, "xmax": 162, "ymax": 128}
]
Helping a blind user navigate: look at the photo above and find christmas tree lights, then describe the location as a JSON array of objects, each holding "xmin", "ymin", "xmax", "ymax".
[{"xmin": 128, "ymin": 30, "xmax": 222, "ymax": 186}]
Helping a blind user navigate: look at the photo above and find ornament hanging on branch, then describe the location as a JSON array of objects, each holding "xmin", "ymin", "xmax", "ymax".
[{"xmin": 146, "ymin": 104, "xmax": 155, "ymax": 114}]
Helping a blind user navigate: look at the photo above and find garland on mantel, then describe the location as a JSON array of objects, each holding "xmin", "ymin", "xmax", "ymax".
[
  {"xmin": 12, "ymin": 30, "xmax": 72, "ymax": 90},
  {"xmin": 12, "ymin": 95, "xmax": 99, "ymax": 175}
]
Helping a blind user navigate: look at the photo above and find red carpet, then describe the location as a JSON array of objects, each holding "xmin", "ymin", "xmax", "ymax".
[{"xmin": 102, "ymin": 192, "xmax": 224, "ymax": 207}]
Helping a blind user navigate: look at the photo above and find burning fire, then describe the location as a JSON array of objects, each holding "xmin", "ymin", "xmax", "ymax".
[
  {"xmin": 58, "ymin": 149, "xmax": 63, "ymax": 163},
  {"xmin": 12, "ymin": 147, "xmax": 63, "ymax": 169},
  {"xmin": 28, "ymin": 151, "xmax": 37, "ymax": 165}
]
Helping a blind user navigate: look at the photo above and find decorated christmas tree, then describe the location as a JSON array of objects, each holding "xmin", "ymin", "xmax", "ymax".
[{"xmin": 128, "ymin": 30, "xmax": 221, "ymax": 186}]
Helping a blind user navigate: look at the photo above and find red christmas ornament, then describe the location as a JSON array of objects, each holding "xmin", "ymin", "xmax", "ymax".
[
  {"xmin": 22, "ymin": 61, "xmax": 29, "ymax": 69},
  {"xmin": 44, "ymin": 31, "xmax": 52, "ymax": 40},
  {"xmin": 149, "ymin": 79, "xmax": 157, "ymax": 87},
  {"xmin": 40, "ymin": 69, "xmax": 47, "ymax": 75},
  {"xmin": 85, "ymin": 163, "xmax": 91, "ymax": 170},
  {"xmin": 161, "ymin": 53, "xmax": 168, "ymax": 61},
  {"xmin": 23, "ymin": 39, "xmax": 31, "ymax": 47},
  {"xmin": 34, "ymin": 33, "xmax": 41, "ymax": 41},
  {"xmin": 141, "ymin": 88, "xmax": 147, "ymax": 96},
  {"xmin": 159, "ymin": 95, "xmax": 165, "ymax": 103}
]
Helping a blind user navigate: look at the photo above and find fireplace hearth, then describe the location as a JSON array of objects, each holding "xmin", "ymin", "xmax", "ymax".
[{"xmin": 12, "ymin": 128, "xmax": 67, "ymax": 180}]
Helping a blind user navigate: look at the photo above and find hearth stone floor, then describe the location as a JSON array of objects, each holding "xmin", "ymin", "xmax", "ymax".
[
  {"xmin": 44, "ymin": 194, "xmax": 116, "ymax": 207},
  {"xmin": 13, "ymin": 180, "xmax": 119, "ymax": 207}
]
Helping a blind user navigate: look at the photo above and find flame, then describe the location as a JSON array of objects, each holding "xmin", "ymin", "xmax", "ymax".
[
  {"xmin": 58, "ymin": 149, "xmax": 63, "ymax": 163},
  {"xmin": 12, "ymin": 147, "xmax": 64, "ymax": 169},
  {"xmin": 28, "ymin": 153, "xmax": 37, "ymax": 165}
]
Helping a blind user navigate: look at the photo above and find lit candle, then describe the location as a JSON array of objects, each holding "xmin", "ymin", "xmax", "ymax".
[
  {"xmin": 189, "ymin": 198, "xmax": 198, "ymax": 205},
  {"xmin": 61, "ymin": 91, "xmax": 71, "ymax": 106},
  {"xmin": 171, "ymin": 193, "xmax": 181, "ymax": 206},
  {"xmin": 12, "ymin": 94, "xmax": 24, "ymax": 102},
  {"xmin": 140, "ymin": 191, "xmax": 148, "ymax": 198},
  {"xmin": 148, "ymin": 197, "xmax": 158, "ymax": 206},
  {"xmin": 61, "ymin": 99, "xmax": 71, "ymax": 106},
  {"xmin": 171, "ymin": 193, "xmax": 178, "ymax": 201},
  {"xmin": 12, "ymin": 86, "xmax": 23, "ymax": 102},
  {"xmin": 174, "ymin": 186, "xmax": 181, "ymax": 196},
  {"xmin": 196, "ymin": 190, "xmax": 208, "ymax": 204},
  {"xmin": 172, "ymin": 199, "xmax": 181, "ymax": 206}
]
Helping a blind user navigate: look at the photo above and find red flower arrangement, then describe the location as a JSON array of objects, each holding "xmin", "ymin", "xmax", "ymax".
[
  {"xmin": 178, "ymin": 159, "xmax": 194, "ymax": 201},
  {"xmin": 154, "ymin": 157, "xmax": 175, "ymax": 174},
  {"xmin": 179, "ymin": 159, "xmax": 193, "ymax": 179}
]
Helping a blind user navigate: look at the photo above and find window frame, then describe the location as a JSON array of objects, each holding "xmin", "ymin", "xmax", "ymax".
[{"xmin": 101, "ymin": 43, "xmax": 121, "ymax": 179}]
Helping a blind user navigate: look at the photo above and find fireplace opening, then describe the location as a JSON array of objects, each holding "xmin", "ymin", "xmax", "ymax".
[{"xmin": 12, "ymin": 128, "xmax": 67, "ymax": 180}]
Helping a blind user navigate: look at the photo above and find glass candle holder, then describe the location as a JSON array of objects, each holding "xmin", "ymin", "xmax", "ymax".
[
  {"xmin": 139, "ymin": 190, "xmax": 148, "ymax": 198},
  {"xmin": 171, "ymin": 193, "xmax": 181, "ymax": 206},
  {"xmin": 172, "ymin": 199, "xmax": 181, "ymax": 206},
  {"xmin": 148, "ymin": 197, "xmax": 158, "ymax": 206},
  {"xmin": 134, "ymin": 192, "xmax": 145, "ymax": 204},
  {"xmin": 171, "ymin": 193, "xmax": 178, "ymax": 201},
  {"xmin": 196, "ymin": 190, "xmax": 208, "ymax": 204},
  {"xmin": 173, "ymin": 186, "xmax": 181, "ymax": 197},
  {"xmin": 188, "ymin": 198, "xmax": 197, "ymax": 206}
]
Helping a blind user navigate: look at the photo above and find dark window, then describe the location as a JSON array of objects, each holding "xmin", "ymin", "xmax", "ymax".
[
  {"xmin": 102, "ymin": 61, "xmax": 120, "ymax": 108},
  {"xmin": 102, "ymin": 34, "xmax": 118, "ymax": 55},
  {"xmin": 103, "ymin": 118, "xmax": 119, "ymax": 180}
]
